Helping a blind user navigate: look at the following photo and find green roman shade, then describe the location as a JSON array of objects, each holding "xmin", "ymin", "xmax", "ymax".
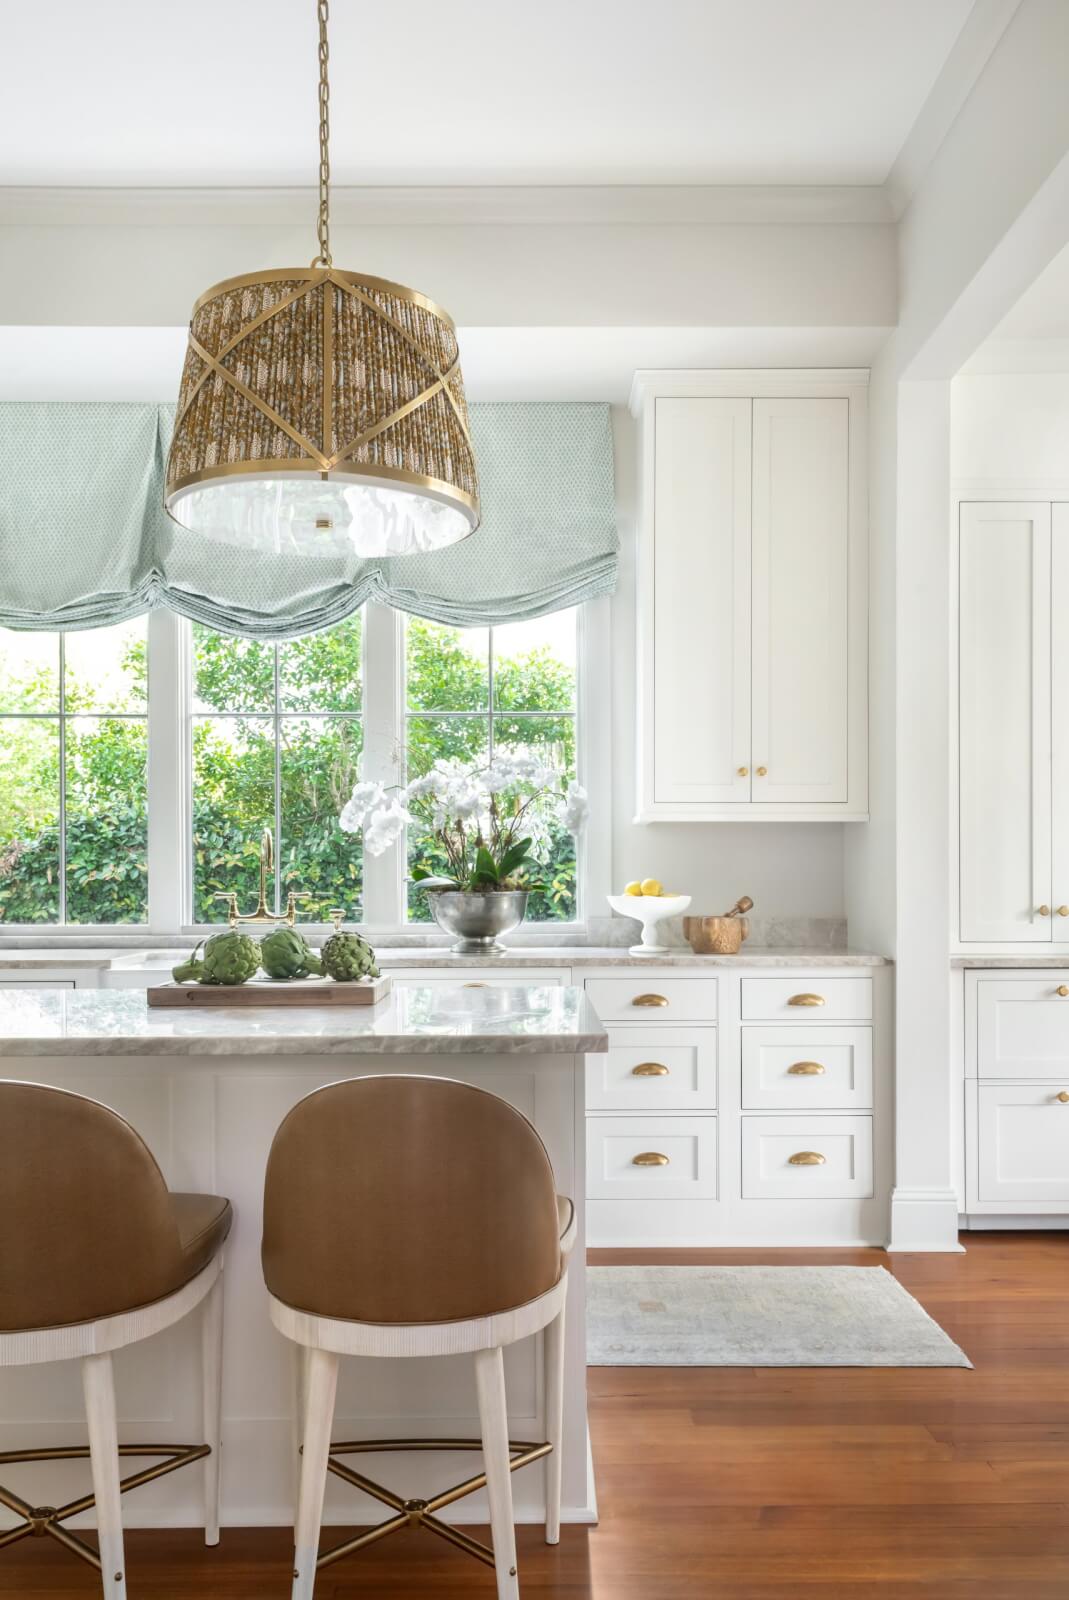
[{"xmin": 0, "ymin": 401, "xmax": 616, "ymax": 638}]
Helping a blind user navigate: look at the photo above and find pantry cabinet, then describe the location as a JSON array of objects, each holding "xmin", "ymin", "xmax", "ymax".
[{"xmin": 631, "ymin": 371, "xmax": 868, "ymax": 822}]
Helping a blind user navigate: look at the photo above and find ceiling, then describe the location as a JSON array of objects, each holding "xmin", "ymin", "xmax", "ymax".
[{"xmin": 2, "ymin": 0, "xmax": 975, "ymax": 188}]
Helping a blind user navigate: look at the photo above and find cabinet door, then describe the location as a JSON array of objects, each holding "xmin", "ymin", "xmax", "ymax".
[
  {"xmin": 751, "ymin": 398, "xmax": 849, "ymax": 803},
  {"xmin": 959, "ymin": 503, "xmax": 1051, "ymax": 942},
  {"xmin": 1051, "ymin": 506, "xmax": 1069, "ymax": 925},
  {"xmin": 650, "ymin": 397, "xmax": 751, "ymax": 805}
]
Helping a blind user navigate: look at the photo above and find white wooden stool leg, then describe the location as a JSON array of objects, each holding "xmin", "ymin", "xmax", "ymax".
[
  {"xmin": 474, "ymin": 1346, "xmax": 520, "ymax": 1600},
  {"xmin": 291, "ymin": 1347, "xmax": 338, "ymax": 1600},
  {"xmin": 543, "ymin": 1303, "xmax": 566, "ymax": 1545},
  {"xmin": 81, "ymin": 1352, "xmax": 127, "ymax": 1600},
  {"xmin": 201, "ymin": 1269, "xmax": 224, "ymax": 1546}
]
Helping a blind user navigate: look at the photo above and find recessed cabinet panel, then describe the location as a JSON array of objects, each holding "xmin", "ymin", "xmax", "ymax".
[
  {"xmin": 975, "ymin": 976, "xmax": 1069, "ymax": 1078},
  {"xmin": 959, "ymin": 503, "xmax": 1052, "ymax": 943},
  {"xmin": 741, "ymin": 1026, "xmax": 872, "ymax": 1110},
  {"xmin": 587, "ymin": 1115, "xmax": 718, "ymax": 1200},
  {"xmin": 977, "ymin": 1084, "xmax": 1069, "ymax": 1205},
  {"xmin": 652, "ymin": 397, "xmax": 751, "ymax": 804},
  {"xmin": 741, "ymin": 1115, "xmax": 873, "ymax": 1199},
  {"xmin": 586, "ymin": 1027, "xmax": 717, "ymax": 1111},
  {"xmin": 751, "ymin": 398, "xmax": 849, "ymax": 803}
]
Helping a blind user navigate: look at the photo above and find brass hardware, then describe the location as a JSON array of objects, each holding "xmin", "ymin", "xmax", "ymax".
[
  {"xmin": 788, "ymin": 1061, "xmax": 826, "ymax": 1076},
  {"xmin": 756, "ymin": 766, "xmax": 768, "ymax": 777},
  {"xmin": 214, "ymin": 829, "xmax": 308, "ymax": 930},
  {"xmin": 1056, "ymin": 1091, "xmax": 1069, "ymax": 1103},
  {"xmin": 631, "ymin": 1062, "xmax": 670, "ymax": 1076},
  {"xmin": 1059, "ymin": 906, "xmax": 1069, "ymax": 917},
  {"xmin": 314, "ymin": 1436, "xmax": 550, "ymax": 1574},
  {"xmin": 0, "ymin": 1442, "xmax": 208, "ymax": 1571},
  {"xmin": 1039, "ymin": 905, "xmax": 1051, "ymax": 916},
  {"xmin": 462, "ymin": 982, "xmax": 489, "ymax": 988},
  {"xmin": 788, "ymin": 993, "xmax": 826, "ymax": 1007},
  {"xmin": 788, "ymin": 1151, "xmax": 827, "ymax": 1166},
  {"xmin": 314, "ymin": 0, "xmax": 332, "ymax": 268},
  {"xmin": 632, "ymin": 1151, "xmax": 670, "ymax": 1166},
  {"xmin": 631, "ymin": 993, "xmax": 669, "ymax": 1007},
  {"xmin": 737, "ymin": 766, "xmax": 748, "ymax": 777},
  {"xmin": 1057, "ymin": 986, "xmax": 1069, "ymax": 998}
]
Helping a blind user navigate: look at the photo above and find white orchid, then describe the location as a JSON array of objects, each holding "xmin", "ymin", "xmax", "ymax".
[
  {"xmin": 363, "ymin": 800, "xmax": 412, "ymax": 856},
  {"xmin": 339, "ymin": 781, "xmax": 388, "ymax": 834},
  {"xmin": 563, "ymin": 781, "xmax": 589, "ymax": 833}
]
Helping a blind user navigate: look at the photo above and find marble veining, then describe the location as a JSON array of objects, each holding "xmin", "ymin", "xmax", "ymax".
[
  {"xmin": 0, "ymin": 985, "xmax": 608, "ymax": 1057},
  {"xmin": 951, "ymin": 955, "xmax": 1069, "ymax": 968}
]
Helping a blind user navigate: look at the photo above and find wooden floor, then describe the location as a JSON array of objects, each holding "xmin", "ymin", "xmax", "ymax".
[{"xmin": 2, "ymin": 1234, "xmax": 1067, "ymax": 1598}]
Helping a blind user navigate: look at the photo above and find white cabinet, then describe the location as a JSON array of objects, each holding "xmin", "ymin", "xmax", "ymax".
[{"xmin": 631, "ymin": 371, "xmax": 868, "ymax": 822}]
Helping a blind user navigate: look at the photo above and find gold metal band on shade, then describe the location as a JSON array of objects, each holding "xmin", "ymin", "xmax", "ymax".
[{"xmin": 165, "ymin": 265, "xmax": 480, "ymax": 528}]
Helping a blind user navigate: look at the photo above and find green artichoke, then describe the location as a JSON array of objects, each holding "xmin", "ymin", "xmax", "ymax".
[
  {"xmin": 320, "ymin": 930, "xmax": 380, "ymax": 982},
  {"xmin": 199, "ymin": 931, "xmax": 261, "ymax": 986},
  {"xmin": 172, "ymin": 941, "xmax": 205, "ymax": 984},
  {"xmin": 260, "ymin": 927, "xmax": 322, "ymax": 980}
]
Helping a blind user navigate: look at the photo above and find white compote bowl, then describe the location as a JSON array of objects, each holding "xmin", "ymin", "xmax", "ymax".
[{"xmin": 607, "ymin": 893, "xmax": 692, "ymax": 955}]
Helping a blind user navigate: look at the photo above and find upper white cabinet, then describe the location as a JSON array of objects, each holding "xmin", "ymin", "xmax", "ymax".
[{"xmin": 631, "ymin": 372, "xmax": 868, "ymax": 822}]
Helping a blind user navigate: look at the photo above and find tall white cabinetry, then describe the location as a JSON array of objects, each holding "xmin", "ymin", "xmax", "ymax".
[{"xmin": 630, "ymin": 371, "xmax": 868, "ymax": 821}]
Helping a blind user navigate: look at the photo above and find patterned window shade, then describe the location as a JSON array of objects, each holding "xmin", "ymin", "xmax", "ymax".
[{"xmin": 0, "ymin": 401, "xmax": 617, "ymax": 638}]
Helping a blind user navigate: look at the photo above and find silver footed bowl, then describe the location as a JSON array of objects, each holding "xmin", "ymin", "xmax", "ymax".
[{"xmin": 427, "ymin": 889, "xmax": 529, "ymax": 953}]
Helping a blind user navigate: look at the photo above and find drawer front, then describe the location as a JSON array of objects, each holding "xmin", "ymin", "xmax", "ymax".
[
  {"xmin": 741, "ymin": 1027, "xmax": 872, "ymax": 1110},
  {"xmin": 741, "ymin": 1115, "xmax": 873, "ymax": 1198},
  {"xmin": 587, "ymin": 1027, "xmax": 717, "ymax": 1110},
  {"xmin": 741, "ymin": 976, "xmax": 872, "ymax": 1022},
  {"xmin": 976, "ymin": 976, "xmax": 1069, "ymax": 1078},
  {"xmin": 587, "ymin": 1115, "xmax": 717, "ymax": 1199},
  {"xmin": 584, "ymin": 976, "xmax": 717, "ymax": 1023},
  {"xmin": 977, "ymin": 1083, "xmax": 1069, "ymax": 1204}
]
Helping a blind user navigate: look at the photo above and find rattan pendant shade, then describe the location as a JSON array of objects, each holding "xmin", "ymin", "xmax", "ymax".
[{"xmin": 165, "ymin": 266, "xmax": 480, "ymax": 558}]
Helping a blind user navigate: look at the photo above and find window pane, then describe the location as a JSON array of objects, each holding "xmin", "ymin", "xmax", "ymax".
[
  {"xmin": 65, "ymin": 717, "xmax": 148, "ymax": 924},
  {"xmin": 405, "ymin": 716, "xmax": 489, "ymax": 922},
  {"xmin": 192, "ymin": 717, "xmax": 275, "ymax": 922},
  {"xmin": 493, "ymin": 714, "xmax": 576, "ymax": 774},
  {"xmin": 280, "ymin": 613, "xmax": 362, "ymax": 712},
  {"xmin": 0, "ymin": 718, "xmax": 60, "ymax": 923},
  {"xmin": 493, "ymin": 611, "xmax": 576, "ymax": 712},
  {"xmin": 493, "ymin": 715, "xmax": 577, "ymax": 925},
  {"xmin": 64, "ymin": 619, "xmax": 147, "ymax": 713},
  {"xmin": 192, "ymin": 625, "xmax": 275, "ymax": 713},
  {"xmin": 280, "ymin": 718, "xmax": 363, "ymax": 922},
  {"xmin": 406, "ymin": 618, "xmax": 489, "ymax": 711},
  {"xmin": 0, "ymin": 631, "xmax": 59, "ymax": 713}
]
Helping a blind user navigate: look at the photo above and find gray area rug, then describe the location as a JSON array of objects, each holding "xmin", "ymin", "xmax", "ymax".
[{"xmin": 588, "ymin": 1266, "xmax": 971, "ymax": 1367}]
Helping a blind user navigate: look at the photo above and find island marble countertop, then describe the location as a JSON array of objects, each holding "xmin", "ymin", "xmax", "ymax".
[
  {"xmin": 0, "ymin": 985, "xmax": 608, "ymax": 1057},
  {"xmin": 0, "ymin": 944, "xmax": 891, "ymax": 971}
]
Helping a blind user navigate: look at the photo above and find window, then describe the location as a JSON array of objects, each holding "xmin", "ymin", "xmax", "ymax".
[
  {"xmin": 404, "ymin": 612, "xmax": 578, "ymax": 922},
  {"xmin": 0, "ymin": 621, "xmax": 148, "ymax": 924}
]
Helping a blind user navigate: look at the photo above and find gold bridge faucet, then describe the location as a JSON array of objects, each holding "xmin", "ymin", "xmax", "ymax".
[{"xmin": 214, "ymin": 828, "xmax": 308, "ymax": 930}]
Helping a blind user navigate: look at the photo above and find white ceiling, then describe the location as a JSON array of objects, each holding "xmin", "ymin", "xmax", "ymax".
[{"xmin": 2, "ymin": 0, "xmax": 975, "ymax": 188}]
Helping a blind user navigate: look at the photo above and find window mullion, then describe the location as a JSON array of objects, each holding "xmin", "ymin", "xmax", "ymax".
[
  {"xmin": 58, "ymin": 635, "xmax": 67, "ymax": 924},
  {"xmin": 147, "ymin": 608, "xmax": 190, "ymax": 933},
  {"xmin": 359, "ymin": 602, "xmax": 405, "ymax": 929}
]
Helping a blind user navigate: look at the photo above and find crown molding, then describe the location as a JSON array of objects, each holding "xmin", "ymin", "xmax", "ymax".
[{"xmin": 0, "ymin": 183, "xmax": 893, "ymax": 228}]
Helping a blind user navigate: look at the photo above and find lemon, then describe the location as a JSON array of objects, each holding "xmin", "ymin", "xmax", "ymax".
[
  {"xmin": 640, "ymin": 877, "xmax": 663, "ymax": 897},
  {"xmin": 623, "ymin": 880, "xmax": 643, "ymax": 897}
]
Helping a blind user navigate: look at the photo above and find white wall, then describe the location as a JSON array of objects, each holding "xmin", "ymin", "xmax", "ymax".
[
  {"xmin": 952, "ymin": 371, "xmax": 1069, "ymax": 487},
  {"xmin": 609, "ymin": 407, "xmax": 846, "ymax": 924}
]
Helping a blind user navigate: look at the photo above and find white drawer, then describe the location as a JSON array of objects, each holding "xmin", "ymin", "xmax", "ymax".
[
  {"xmin": 741, "ymin": 1115, "xmax": 873, "ymax": 1198},
  {"xmin": 587, "ymin": 1027, "xmax": 717, "ymax": 1111},
  {"xmin": 976, "ymin": 1083, "xmax": 1069, "ymax": 1204},
  {"xmin": 976, "ymin": 976, "xmax": 1069, "ymax": 1078},
  {"xmin": 741, "ymin": 977, "xmax": 872, "ymax": 1022},
  {"xmin": 584, "ymin": 976, "xmax": 717, "ymax": 1024},
  {"xmin": 742, "ymin": 1027, "xmax": 872, "ymax": 1110},
  {"xmin": 587, "ymin": 1115, "xmax": 717, "ymax": 1199}
]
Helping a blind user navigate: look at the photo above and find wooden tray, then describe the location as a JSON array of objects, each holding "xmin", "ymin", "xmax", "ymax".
[{"xmin": 147, "ymin": 974, "xmax": 392, "ymax": 1007}]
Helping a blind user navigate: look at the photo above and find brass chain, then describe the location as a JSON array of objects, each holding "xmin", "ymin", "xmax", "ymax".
[{"xmin": 313, "ymin": 0, "xmax": 332, "ymax": 266}]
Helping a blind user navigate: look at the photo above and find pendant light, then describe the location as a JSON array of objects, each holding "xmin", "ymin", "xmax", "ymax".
[{"xmin": 165, "ymin": 0, "xmax": 479, "ymax": 558}]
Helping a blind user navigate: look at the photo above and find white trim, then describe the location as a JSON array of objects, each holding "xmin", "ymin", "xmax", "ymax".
[
  {"xmin": 360, "ymin": 601, "xmax": 406, "ymax": 931},
  {"xmin": 887, "ymin": 1188, "xmax": 965, "ymax": 1253},
  {"xmin": 147, "ymin": 608, "xmax": 189, "ymax": 934},
  {"xmin": 576, "ymin": 596, "xmax": 611, "ymax": 919}
]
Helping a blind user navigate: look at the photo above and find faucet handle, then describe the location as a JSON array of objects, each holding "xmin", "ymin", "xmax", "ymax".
[
  {"xmin": 328, "ymin": 907, "xmax": 345, "ymax": 933},
  {"xmin": 283, "ymin": 890, "xmax": 312, "ymax": 925},
  {"xmin": 213, "ymin": 891, "xmax": 240, "ymax": 928}
]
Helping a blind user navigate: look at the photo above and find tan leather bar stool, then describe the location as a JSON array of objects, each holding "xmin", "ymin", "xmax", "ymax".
[
  {"xmin": 262, "ymin": 1075, "xmax": 575, "ymax": 1600},
  {"xmin": 0, "ymin": 1081, "xmax": 232, "ymax": 1600}
]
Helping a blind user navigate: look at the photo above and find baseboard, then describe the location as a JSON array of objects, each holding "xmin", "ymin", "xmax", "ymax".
[
  {"xmin": 888, "ymin": 1187, "xmax": 965, "ymax": 1252},
  {"xmin": 960, "ymin": 1214, "xmax": 1069, "ymax": 1231}
]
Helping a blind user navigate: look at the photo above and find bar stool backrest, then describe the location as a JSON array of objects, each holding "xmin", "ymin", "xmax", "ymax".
[
  {"xmin": 0, "ymin": 1081, "xmax": 187, "ymax": 1332},
  {"xmin": 262, "ymin": 1075, "xmax": 563, "ymax": 1324}
]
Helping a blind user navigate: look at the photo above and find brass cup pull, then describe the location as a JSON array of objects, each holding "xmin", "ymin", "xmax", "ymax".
[
  {"xmin": 632, "ymin": 1151, "xmax": 670, "ymax": 1167},
  {"xmin": 1039, "ymin": 905, "xmax": 1051, "ymax": 916},
  {"xmin": 788, "ymin": 1151, "xmax": 827, "ymax": 1166},
  {"xmin": 788, "ymin": 993, "xmax": 826, "ymax": 1007},
  {"xmin": 1057, "ymin": 1091, "xmax": 1069, "ymax": 1103},
  {"xmin": 631, "ymin": 1062, "xmax": 670, "ymax": 1076},
  {"xmin": 1057, "ymin": 986, "xmax": 1069, "ymax": 998},
  {"xmin": 632, "ymin": 993, "xmax": 669, "ymax": 1008},
  {"xmin": 788, "ymin": 1061, "xmax": 826, "ymax": 1076}
]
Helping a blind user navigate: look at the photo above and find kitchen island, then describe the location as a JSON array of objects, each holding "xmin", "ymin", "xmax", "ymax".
[{"xmin": 0, "ymin": 985, "xmax": 606, "ymax": 1535}]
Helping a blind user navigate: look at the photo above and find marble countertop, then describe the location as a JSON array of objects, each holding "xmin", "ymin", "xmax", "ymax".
[
  {"xmin": 0, "ymin": 984, "xmax": 607, "ymax": 1057},
  {"xmin": 0, "ymin": 944, "xmax": 891, "ymax": 971},
  {"xmin": 951, "ymin": 954, "xmax": 1069, "ymax": 968}
]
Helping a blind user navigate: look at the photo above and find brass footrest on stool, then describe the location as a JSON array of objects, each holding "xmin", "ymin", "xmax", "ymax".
[
  {"xmin": 0, "ymin": 1443, "xmax": 209, "ymax": 1570},
  {"xmin": 314, "ymin": 1436, "xmax": 552, "ymax": 1573}
]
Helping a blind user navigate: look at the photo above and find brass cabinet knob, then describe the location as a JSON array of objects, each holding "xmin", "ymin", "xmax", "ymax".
[
  {"xmin": 632, "ymin": 1151, "xmax": 670, "ymax": 1167},
  {"xmin": 756, "ymin": 766, "xmax": 768, "ymax": 777},
  {"xmin": 788, "ymin": 993, "xmax": 826, "ymax": 1007},
  {"xmin": 737, "ymin": 766, "xmax": 748, "ymax": 777},
  {"xmin": 1057, "ymin": 987, "xmax": 1069, "ymax": 998},
  {"xmin": 632, "ymin": 993, "xmax": 669, "ymax": 1007},
  {"xmin": 631, "ymin": 1062, "xmax": 669, "ymax": 1076},
  {"xmin": 788, "ymin": 1061, "xmax": 826, "ymax": 1075},
  {"xmin": 1059, "ymin": 906, "xmax": 1069, "ymax": 917},
  {"xmin": 788, "ymin": 1151, "xmax": 826, "ymax": 1166},
  {"xmin": 1056, "ymin": 1092, "xmax": 1069, "ymax": 1103},
  {"xmin": 1039, "ymin": 905, "xmax": 1051, "ymax": 916}
]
